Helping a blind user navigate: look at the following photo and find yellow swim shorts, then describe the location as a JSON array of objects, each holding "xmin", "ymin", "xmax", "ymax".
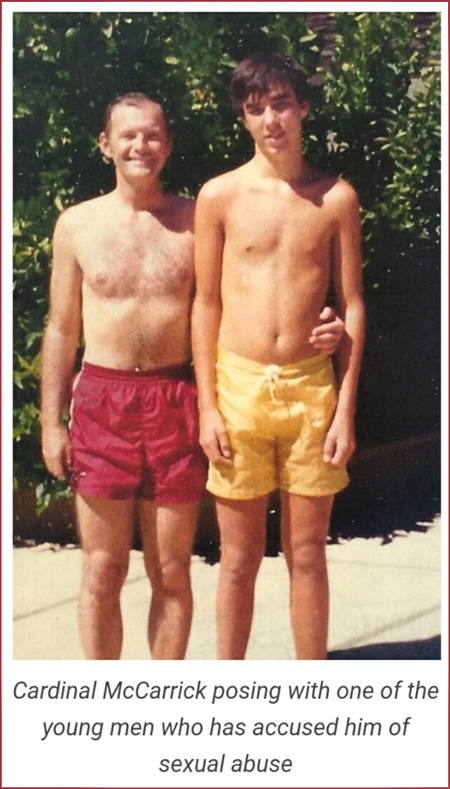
[{"xmin": 207, "ymin": 346, "xmax": 349, "ymax": 500}]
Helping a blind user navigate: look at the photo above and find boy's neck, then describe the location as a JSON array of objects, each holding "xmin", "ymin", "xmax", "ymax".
[{"xmin": 251, "ymin": 146, "xmax": 307, "ymax": 183}]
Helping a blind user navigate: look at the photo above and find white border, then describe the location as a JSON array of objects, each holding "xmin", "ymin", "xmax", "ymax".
[{"xmin": 3, "ymin": 4, "xmax": 448, "ymax": 787}]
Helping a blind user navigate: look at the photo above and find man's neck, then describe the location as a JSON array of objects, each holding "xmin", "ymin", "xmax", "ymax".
[{"xmin": 114, "ymin": 174, "xmax": 167, "ymax": 212}]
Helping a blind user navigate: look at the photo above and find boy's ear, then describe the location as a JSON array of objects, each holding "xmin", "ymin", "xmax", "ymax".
[
  {"xmin": 99, "ymin": 131, "xmax": 112, "ymax": 159},
  {"xmin": 299, "ymin": 101, "xmax": 310, "ymax": 120},
  {"xmin": 241, "ymin": 112, "xmax": 249, "ymax": 131}
]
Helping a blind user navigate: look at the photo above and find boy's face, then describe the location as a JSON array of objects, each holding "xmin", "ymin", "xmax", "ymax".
[
  {"xmin": 99, "ymin": 101, "xmax": 172, "ymax": 182},
  {"xmin": 241, "ymin": 82, "xmax": 309, "ymax": 156}
]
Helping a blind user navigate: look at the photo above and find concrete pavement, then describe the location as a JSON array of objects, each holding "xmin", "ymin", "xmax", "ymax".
[{"xmin": 13, "ymin": 514, "xmax": 441, "ymax": 660}]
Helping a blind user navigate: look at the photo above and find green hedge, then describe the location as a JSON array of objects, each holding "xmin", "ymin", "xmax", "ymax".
[{"xmin": 13, "ymin": 11, "xmax": 440, "ymax": 510}]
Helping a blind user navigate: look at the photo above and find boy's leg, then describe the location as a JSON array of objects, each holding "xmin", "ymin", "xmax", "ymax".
[
  {"xmin": 139, "ymin": 500, "xmax": 199, "ymax": 660},
  {"xmin": 76, "ymin": 495, "xmax": 135, "ymax": 660},
  {"xmin": 215, "ymin": 495, "xmax": 268, "ymax": 659},
  {"xmin": 280, "ymin": 491, "xmax": 334, "ymax": 660}
]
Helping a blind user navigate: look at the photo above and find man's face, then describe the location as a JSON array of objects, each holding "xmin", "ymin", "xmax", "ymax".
[
  {"xmin": 99, "ymin": 101, "xmax": 172, "ymax": 181},
  {"xmin": 242, "ymin": 82, "xmax": 309, "ymax": 155}
]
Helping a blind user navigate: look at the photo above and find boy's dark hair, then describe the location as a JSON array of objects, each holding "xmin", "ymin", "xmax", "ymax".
[
  {"xmin": 103, "ymin": 92, "xmax": 170, "ymax": 135},
  {"xmin": 230, "ymin": 52, "xmax": 311, "ymax": 111}
]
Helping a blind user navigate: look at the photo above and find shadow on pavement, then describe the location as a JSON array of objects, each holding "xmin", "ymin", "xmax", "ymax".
[
  {"xmin": 328, "ymin": 635, "xmax": 441, "ymax": 660},
  {"xmin": 195, "ymin": 493, "xmax": 440, "ymax": 563}
]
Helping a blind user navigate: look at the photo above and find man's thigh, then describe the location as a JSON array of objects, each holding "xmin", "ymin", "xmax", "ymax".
[
  {"xmin": 76, "ymin": 495, "xmax": 135, "ymax": 555},
  {"xmin": 139, "ymin": 500, "xmax": 199, "ymax": 575}
]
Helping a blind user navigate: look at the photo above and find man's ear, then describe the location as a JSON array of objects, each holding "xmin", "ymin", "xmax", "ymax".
[
  {"xmin": 165, "ymin": 132, "xmax": 173, "ymax": 158},
  {"xmin": 99, "ymin": 131, "xmax": 112, "ymax": 160}
]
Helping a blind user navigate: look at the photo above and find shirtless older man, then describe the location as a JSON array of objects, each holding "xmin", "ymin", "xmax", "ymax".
[
  {"xmin": 40, "ymin": 93, "xmax": 207, "ymax": 660},
  {"xmin": 41, "ymin": 91, "xmax": 344, "ymax": 660},
  {"xmin": 192, "ymin": 53, "xmax": 365, "ymax": 660}
]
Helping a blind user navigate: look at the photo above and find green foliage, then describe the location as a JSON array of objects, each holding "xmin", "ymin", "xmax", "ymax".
[
  {"xmin": 13, "ymin": 11, "xmax": 440, "ymax": 507},
  {"xmin": 302, "ymin": 13, "xmax": 440, "ymax": 284}
]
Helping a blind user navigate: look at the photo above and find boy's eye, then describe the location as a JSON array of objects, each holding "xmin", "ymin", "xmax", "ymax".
[
  {"xmin": 246, "ymin": 105, "xmax": 263, "ymax": 115},
  {"xmin": 273, "ymin": 99, "xmax": 291, "ymax": 111}
]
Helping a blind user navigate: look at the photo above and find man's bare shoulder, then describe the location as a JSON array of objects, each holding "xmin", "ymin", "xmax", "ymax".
[
  {"xmin": 168, "ymin": 194, "xmax": 194, "ymax": 210},
  {"xmin": 55, "ymin": 194, "xmax": 111, "ymax": 233},
  {"xmin": 163, "ymin": 194, "xmax": 195, "ymax": 230}
]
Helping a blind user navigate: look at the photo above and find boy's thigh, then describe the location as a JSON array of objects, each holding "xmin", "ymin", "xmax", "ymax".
[
  {"xmin": 207, "ymin": 431, "xmax": 277, "ymax": 500},
  {"xmin": 278, "ymin": 430, "xmax": 349, "ymax": 497},
  {"xmin": 277, "ymin": 376, "xmax": 348, "ymax": 497},
  {"xmin": 210, "ymin": 365, "xmax": 276, "ymax": 499}
]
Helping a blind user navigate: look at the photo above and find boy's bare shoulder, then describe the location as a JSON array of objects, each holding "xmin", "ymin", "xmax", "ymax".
[
  {"xmin": 326, "ymin": 177, "xmax": 360, "ymax": 211},
  {"xmin": 198, "ymin": 165, "xmax": 247, "ymax": 203}
]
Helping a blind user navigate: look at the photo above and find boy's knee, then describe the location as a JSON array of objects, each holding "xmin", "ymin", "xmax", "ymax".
[
  {"xmin": 291, "ymin": 540, "xmax": 327, "ymax": 578},
  {"xmin": 220, "ymin": 546, "xmax": 262, "ymax": 585}
]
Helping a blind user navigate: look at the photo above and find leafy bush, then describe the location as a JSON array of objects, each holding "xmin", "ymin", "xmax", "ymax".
[{"xmin": 13, "ymin": 11, "xmax": 440, "ymax": 509}]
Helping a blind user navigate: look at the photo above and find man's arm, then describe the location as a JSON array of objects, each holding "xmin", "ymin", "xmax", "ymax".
[
  {"xmin": 323, "ymin": 183, "xmax": 366, "ymax": 467},
  {"xmin": 40, "ymin": 211, "xmax": 82, "ymax": 479},
  {"xmin": 309, "ymin": 306, "xmax": 344, "ymax": 354},
  {"xmin": 191, "ymin": 182, "xmax": 232, "ymax": 466}
]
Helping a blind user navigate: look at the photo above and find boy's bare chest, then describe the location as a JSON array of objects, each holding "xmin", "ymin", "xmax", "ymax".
[
  {"xmin": 227, "ymin": 191, "xmax": 334, "ymax": 258},
  {"xmin": 77, "ymin": 222, "xmax": 194, "ymax": 299}
]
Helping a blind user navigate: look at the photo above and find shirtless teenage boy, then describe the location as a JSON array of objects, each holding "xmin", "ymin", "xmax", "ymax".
[
  {"xmin": 40, "ymin": 91, "xmax": 344, "ymax": 660},
  {"xmin": 192, "ymin": 53, "xmax": 365, "ymax": 660}
]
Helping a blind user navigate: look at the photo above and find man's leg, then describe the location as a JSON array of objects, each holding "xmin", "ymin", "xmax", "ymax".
[
  {"xmin": 76, "ymin": 495, "xmax": 134, "ymax": 660},
  {"xmin": 139, "ymin": 500, "xmax": 198, "ymax": 660},
  {"xmin": 215, "ymin": 495, "xmax": 268, "ymax": 660},
  {"xmin": 281, "ymin": 492, "xmax": 334, "ymax": 660}
]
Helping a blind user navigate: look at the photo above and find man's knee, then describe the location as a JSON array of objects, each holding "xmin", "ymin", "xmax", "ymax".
[
  {"xmin": 148, "ymin": 554, "xmax": 191, "ymax": 598},
  {"xmin": 82, "ymin": 551, "xmax": 129, "ymax": 600}
]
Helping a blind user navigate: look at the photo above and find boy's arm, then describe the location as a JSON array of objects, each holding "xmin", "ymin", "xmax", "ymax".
[
  {"xmin": 324, "ymin": 183, "xmax": 366, "ymax": 467},
  {"xmin": 40, "ymin": 212, "xmax": 82, "ymax": 479},
  {"xmin": 191, "ymin": 183, "xmax": 232, "ymax": 466}
]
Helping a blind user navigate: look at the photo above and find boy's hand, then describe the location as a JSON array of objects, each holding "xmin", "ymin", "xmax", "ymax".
[
  {"xmin": 199, "ymin": 407, "xmax": 233, "ymax": 467},
  {"xmin": 323, "ymin": 413, "xmax": 356, "ymax": 467},
  {"xmin": 310, "ymin": 307, "xmax": 344, "ymax": 354}
]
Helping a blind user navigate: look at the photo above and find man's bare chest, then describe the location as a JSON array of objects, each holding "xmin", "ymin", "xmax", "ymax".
[{"xmin": 77, "ymin": 224, "xmax": 194, "ymax": 300}]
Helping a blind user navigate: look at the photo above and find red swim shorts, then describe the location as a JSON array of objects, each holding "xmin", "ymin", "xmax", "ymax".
[{"xmin": 69, "ymin": 361, "xmax": 207, "ymax": 503}]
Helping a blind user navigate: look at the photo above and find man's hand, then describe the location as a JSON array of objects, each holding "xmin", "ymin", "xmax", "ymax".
[
  {"xmin": 310, "ymin": 306, "xmax": 345, "ymax": 355},
  {"xmin": 199, "ymin": 407, "xmax": 233, "ymax": 467},
  {"xmin": 42, "ymin": 425, "xmax": 72, "ymax": 479},
  {"xmin": 323, "ymin": 412, "xmax": 356, "ymax": 468}
]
